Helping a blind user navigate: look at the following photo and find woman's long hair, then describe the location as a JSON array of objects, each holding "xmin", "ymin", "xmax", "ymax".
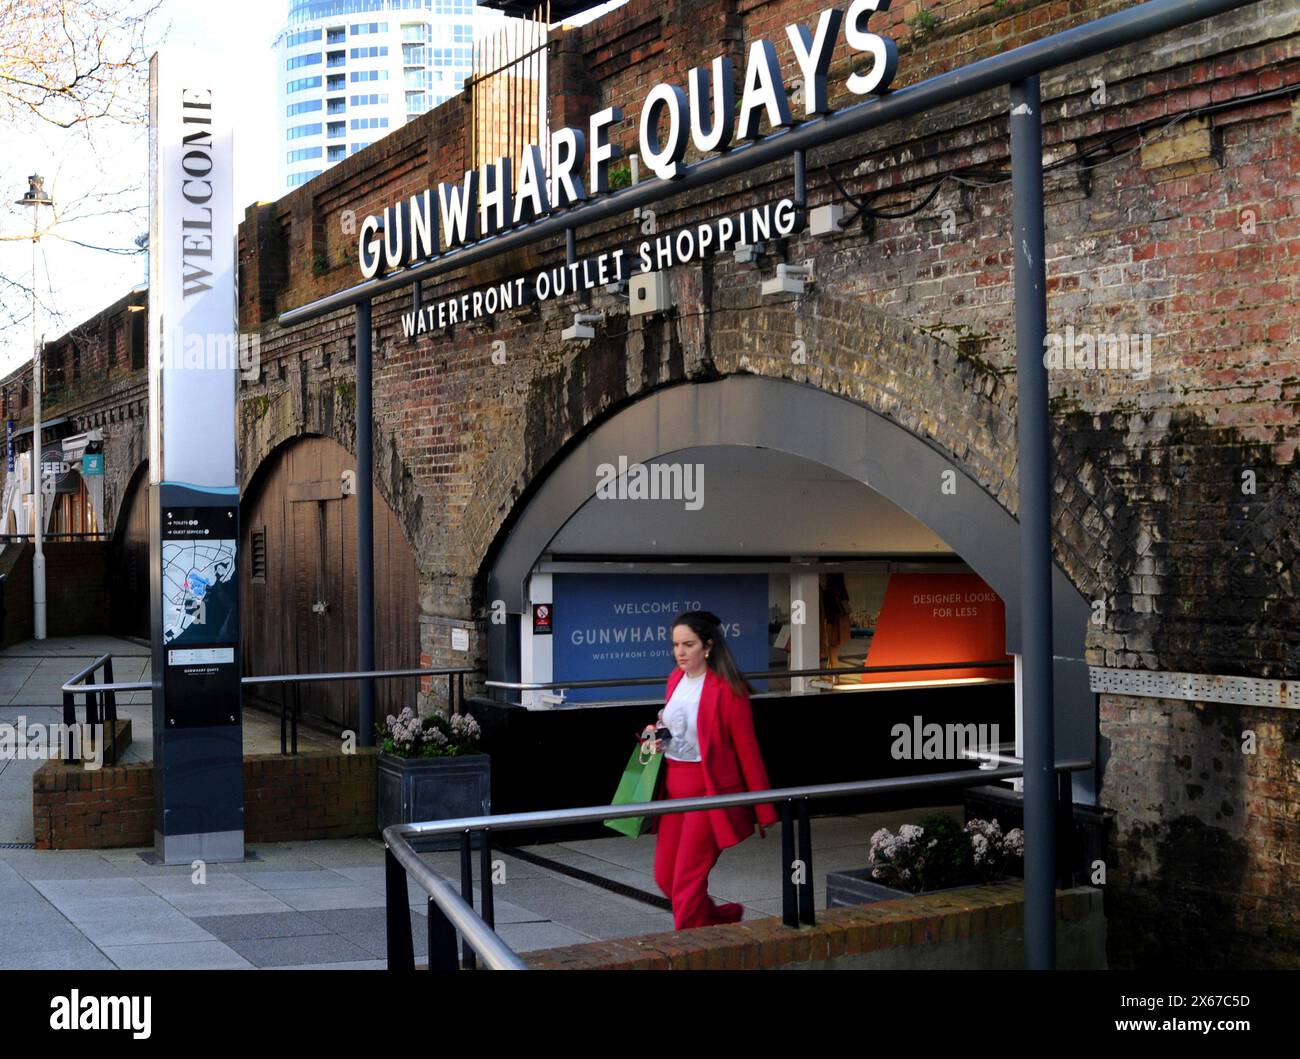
[{"xmin": 672, "ymin": 610, "xmax": 752, "ymax": 697}]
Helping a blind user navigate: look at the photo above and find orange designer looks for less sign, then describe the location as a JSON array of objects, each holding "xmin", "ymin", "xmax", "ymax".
[{"xmin": 859, "ymin": 573, "xmax": 1013, "ymax": 684}]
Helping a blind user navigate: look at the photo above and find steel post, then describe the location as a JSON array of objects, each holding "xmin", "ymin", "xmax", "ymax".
[
  {"xmin": 797, "ymin": 798, "xmax": 814, "ymax": 926},
  {"xmin": 781, "ymin": 800, "xmax": 796, "ymax": 927},
  {"xmin": 384, "ymin": 847, "xmax": 415, "ymax": 971},
  {"xmin": 356, "ymin": 298, "xmax": 376, "ymax": 747},
  {"xmin": 1010, "ymin": 74, "xmax": 1056, "ymax": 971}
]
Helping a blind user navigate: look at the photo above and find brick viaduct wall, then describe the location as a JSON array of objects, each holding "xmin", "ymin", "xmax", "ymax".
[
  {"xmin": 0, "ymin": 288, "xmax": 151, "ymax": 543},
  {"xmin": 217, "ymin": 0, "xmax": 1294, "ymax": 967}
]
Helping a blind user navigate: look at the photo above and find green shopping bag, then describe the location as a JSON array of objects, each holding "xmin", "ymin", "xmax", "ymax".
[{"xmin": 604, "ymin": 743, "xmax": 664, "ymax": 837}]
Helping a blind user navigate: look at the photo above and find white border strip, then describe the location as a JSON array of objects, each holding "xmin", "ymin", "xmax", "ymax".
[{"xmin": 1089, "ymin": 667, "xmax": 1294, "ymax": 709}]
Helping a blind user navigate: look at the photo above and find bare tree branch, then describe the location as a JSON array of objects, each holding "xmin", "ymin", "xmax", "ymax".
[{"xmin": 0, "ymin": 0, "xmax": 163, "ymax": 129}]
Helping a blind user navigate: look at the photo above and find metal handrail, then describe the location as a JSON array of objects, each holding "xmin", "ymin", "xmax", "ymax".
[
  {"xmin": 486, "ymin": 659, "xmax": 1015, "ymax": 692},
  {"xmin": 383, "ymin": 826, "xmax": 527, "ymax": 971},
  {"xmin": 61, "ymin": 653, "xmax": 119, "ymax": 766},
  {"xmin": 397, "ymin": 759, "xmax": 1089, "ymax": 838},
  {"xmin": 61, "ymin": 658, "xmax": 481, "ymax": 755},
  {"xmin": 384, "ymin": 755, "xmax": 1093, "ymax": 972},
  {"xmin": 0, "ymin": 533, "xmax": 113, "ymax": 541},
  {"xmin": 63, "ymin": 663, "xmax": 479, "ymax": 695}
]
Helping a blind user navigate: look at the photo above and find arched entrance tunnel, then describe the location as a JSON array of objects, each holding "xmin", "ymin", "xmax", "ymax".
[{"xmin": 475, "ymin": 375, "xmax": 1094, "ymax": 829}]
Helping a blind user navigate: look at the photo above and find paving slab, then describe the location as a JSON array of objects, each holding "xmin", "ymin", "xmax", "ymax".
[
  {"xmin": 41, "ymin": 901, "xmax": 218, "ymax": 949},
  {"xmin": 222, "ymin": 933, "xmax": 376, "ymax": 968},
  {"xmin": 101, "ymin": 940, "xmax": 255, "ymax": 970},
  {"xmin": 495, "ymin": 921, "xmax": 601, "ymax": 952},
  {"xmin": 241, "ymin": 869, "xmax": 357, "ymax": 891},
  {"xmin": 191, "ymin": 910, "xmax": 337, "ymax": 942},
  {"xmin": 567, "ymin": 912, "xmax": 679, "ymax": 940},
  {"xmin": 2, "ymin": 851, "xmax": 139, "ymax": 881},
  {"xmin": 140, "ymin": 874, "xmax": 296, "ymax": 917},
  {"xmin": 273, "ymin": 885, "xmax": 390, "ymax": 912}
]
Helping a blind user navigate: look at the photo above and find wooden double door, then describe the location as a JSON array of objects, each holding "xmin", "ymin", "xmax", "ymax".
[{"xmin": 241, "ymin": 436, "xmax": 420, "ymax": 732}]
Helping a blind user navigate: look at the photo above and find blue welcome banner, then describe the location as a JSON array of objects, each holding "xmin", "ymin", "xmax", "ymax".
[{"xmin": 552, "ymin": 573, "xmax": 770, "ymax": 703}]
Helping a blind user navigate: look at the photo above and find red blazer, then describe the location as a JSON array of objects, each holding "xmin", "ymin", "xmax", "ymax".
[{"xmin": 658, "ymin": 667, "xmax": 779, "ymax": 850}]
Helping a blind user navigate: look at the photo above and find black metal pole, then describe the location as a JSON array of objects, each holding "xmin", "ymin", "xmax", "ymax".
[
  {"xmin": 104, "ymin": 657, "xmax": 117, "ymax": 765},
  {"xmin": 780, "ymin": 800, "xmax": 796, "ymax": 928},
  {"xmin": 1010, "ymin": 74, "xmax": 1056, "ymax": 971},
  {"xmin": 797, "ymin": 798, "xmax": 814, "ymax": 926},
  {"xmin": 459, "ymin": 831, "xmax": 477, "ymax": 970},
  {"xmin": 479, "ymin": 828, "xmax": 495, "ymax": 930},
  {"xmin": 384, "ymin": 847, "xmax": 415, "ymax": 971},
  {"xmin": 356, "ymin": 298, "xmax": 376, "ymax": 747},
  {"xmin": 426, "ymin": 895, "xmax": 458, "ymax": 971}
]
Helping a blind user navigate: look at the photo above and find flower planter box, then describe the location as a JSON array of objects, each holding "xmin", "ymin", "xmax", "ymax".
[
  {"xmin": 377, "ymin": 752, "xmax": 491, "ymax": 852},
  {"xmin": 826, "ymin": 868, "xmax": 989, "ymax": 908},
  {"xmin": 964, "ymin": 784, "xmax": 1112, "ymax": 885}
]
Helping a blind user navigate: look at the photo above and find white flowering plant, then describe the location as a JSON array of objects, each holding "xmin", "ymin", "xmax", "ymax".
[
  {"xmin": 867, "ymin": 823, "xmax": 932, "ymax": 892},
  {"xmin": 965, "ymin": 818, "xmax": 1025, "ymax": 883},
  {"xmin": 378, "ymin": 707, "xmax": 483, "ymax": 759},
  {"xmin": 868, "ymin": 814, "xmax": 1023, "ymax": 893}
]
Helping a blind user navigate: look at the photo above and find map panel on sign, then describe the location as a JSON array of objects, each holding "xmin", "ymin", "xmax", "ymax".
[{"xmin": 161, "ymin": 537, "xmax": 238, "ymax": 645}]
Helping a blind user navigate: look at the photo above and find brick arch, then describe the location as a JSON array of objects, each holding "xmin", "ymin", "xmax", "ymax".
[
  {"xmin": 241, "ymin": 428, "xmax": 327, "ymax": 504},
  {"xmin": 478, "ymin": 369, "xmax": 1102, "ymax": 796},
  {"xmin": 472, "ymin": 287, "xmax": 1132, "ymax": 627},
  {"xmin": 703, "ymin": 289, "xmax": 1139, "ymax": 613},
  {"xmin": 238, "ymin": 392, "xmax": 426, "ymax": 571},
  {"xmin": 484, "ymin": 370, "xmax": 1090, "ymax": 637}
]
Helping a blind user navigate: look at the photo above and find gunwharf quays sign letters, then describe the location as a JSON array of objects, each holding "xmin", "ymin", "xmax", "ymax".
[{"xmin": 357, "ymin": 0, "xmax": 900, "ymax": 329}]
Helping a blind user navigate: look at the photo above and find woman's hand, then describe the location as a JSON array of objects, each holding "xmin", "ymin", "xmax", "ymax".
[{"xmin": 638, "ymin": 724, "xmax": 663, "ymax": 754}]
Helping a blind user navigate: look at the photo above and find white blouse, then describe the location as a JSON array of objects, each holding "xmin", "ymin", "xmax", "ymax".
[{"xmin": 662, "ymin": 671, "xmax": 706, "ymax": 762}]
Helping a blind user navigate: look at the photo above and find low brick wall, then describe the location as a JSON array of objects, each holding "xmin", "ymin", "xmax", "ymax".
[
  {"xmin": 523, "ymin": 885, "xmax": 1105, "ymax": 970},
  {"xmin": 245, "ymin": 749, "xmax": 377, "ymax": 843},
  {"xmin": 32, "ymin": 748, "xmax": 377, "ymax": 849},
  {"xmin": 33, "ymin": 759, "xmax": 154, "ymax": 849},
  {"xmin": 0, "ymin": 541, "xmax": 111, "ymax": 644}
]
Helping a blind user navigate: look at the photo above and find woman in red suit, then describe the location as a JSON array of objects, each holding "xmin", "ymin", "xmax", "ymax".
[{"xmin": 641, "ymin": 610, "xmax": 779, "ymax": 930}]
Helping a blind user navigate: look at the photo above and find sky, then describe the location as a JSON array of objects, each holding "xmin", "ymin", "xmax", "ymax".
[
  {"xmin": 0, "ymin": 1, "xmax": 284, "ymax": 377},
  {"xmin": 0, "ymin": 0, "xmax": 628, "ymax": 379}
]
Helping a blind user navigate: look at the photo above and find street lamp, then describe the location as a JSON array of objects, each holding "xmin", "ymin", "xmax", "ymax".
[{"xmin": 16, "ymin": 174, "xmax": 53, "ymax": 640}]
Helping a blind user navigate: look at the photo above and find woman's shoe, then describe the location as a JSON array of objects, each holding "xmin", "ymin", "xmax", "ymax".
[{"xmin": 712, "ymin": 901, "xmax": 744, "ymax": 924}]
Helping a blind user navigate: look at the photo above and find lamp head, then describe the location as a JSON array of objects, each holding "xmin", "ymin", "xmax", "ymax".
[{"xmin": 15, "ymin": 174, "xmax": 53, "ymax": 208}]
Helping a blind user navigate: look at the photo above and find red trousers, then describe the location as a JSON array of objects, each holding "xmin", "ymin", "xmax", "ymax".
[{"xmin": 653, "ymin": 759, "xmax": 744, "ymax": 930}]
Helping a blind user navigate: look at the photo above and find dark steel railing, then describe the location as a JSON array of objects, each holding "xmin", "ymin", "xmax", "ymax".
[
  {"xmin": 486, "ymin": 659, "xmax": 1015, "ymax": 701},
  {"xmin": 61, "ymin": 653, "xmax": 120, "ymax": 765},
  {"xmin": 383, "ymin": 754, "xmax": 1093, "ymax": 972},
  {"xmin": 61, "ymin": 657, "xmax": 479, "ymax": 755},
  {"xmin": 1, "ymin": 532, "xmax": 113, "ymax": 542}
]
